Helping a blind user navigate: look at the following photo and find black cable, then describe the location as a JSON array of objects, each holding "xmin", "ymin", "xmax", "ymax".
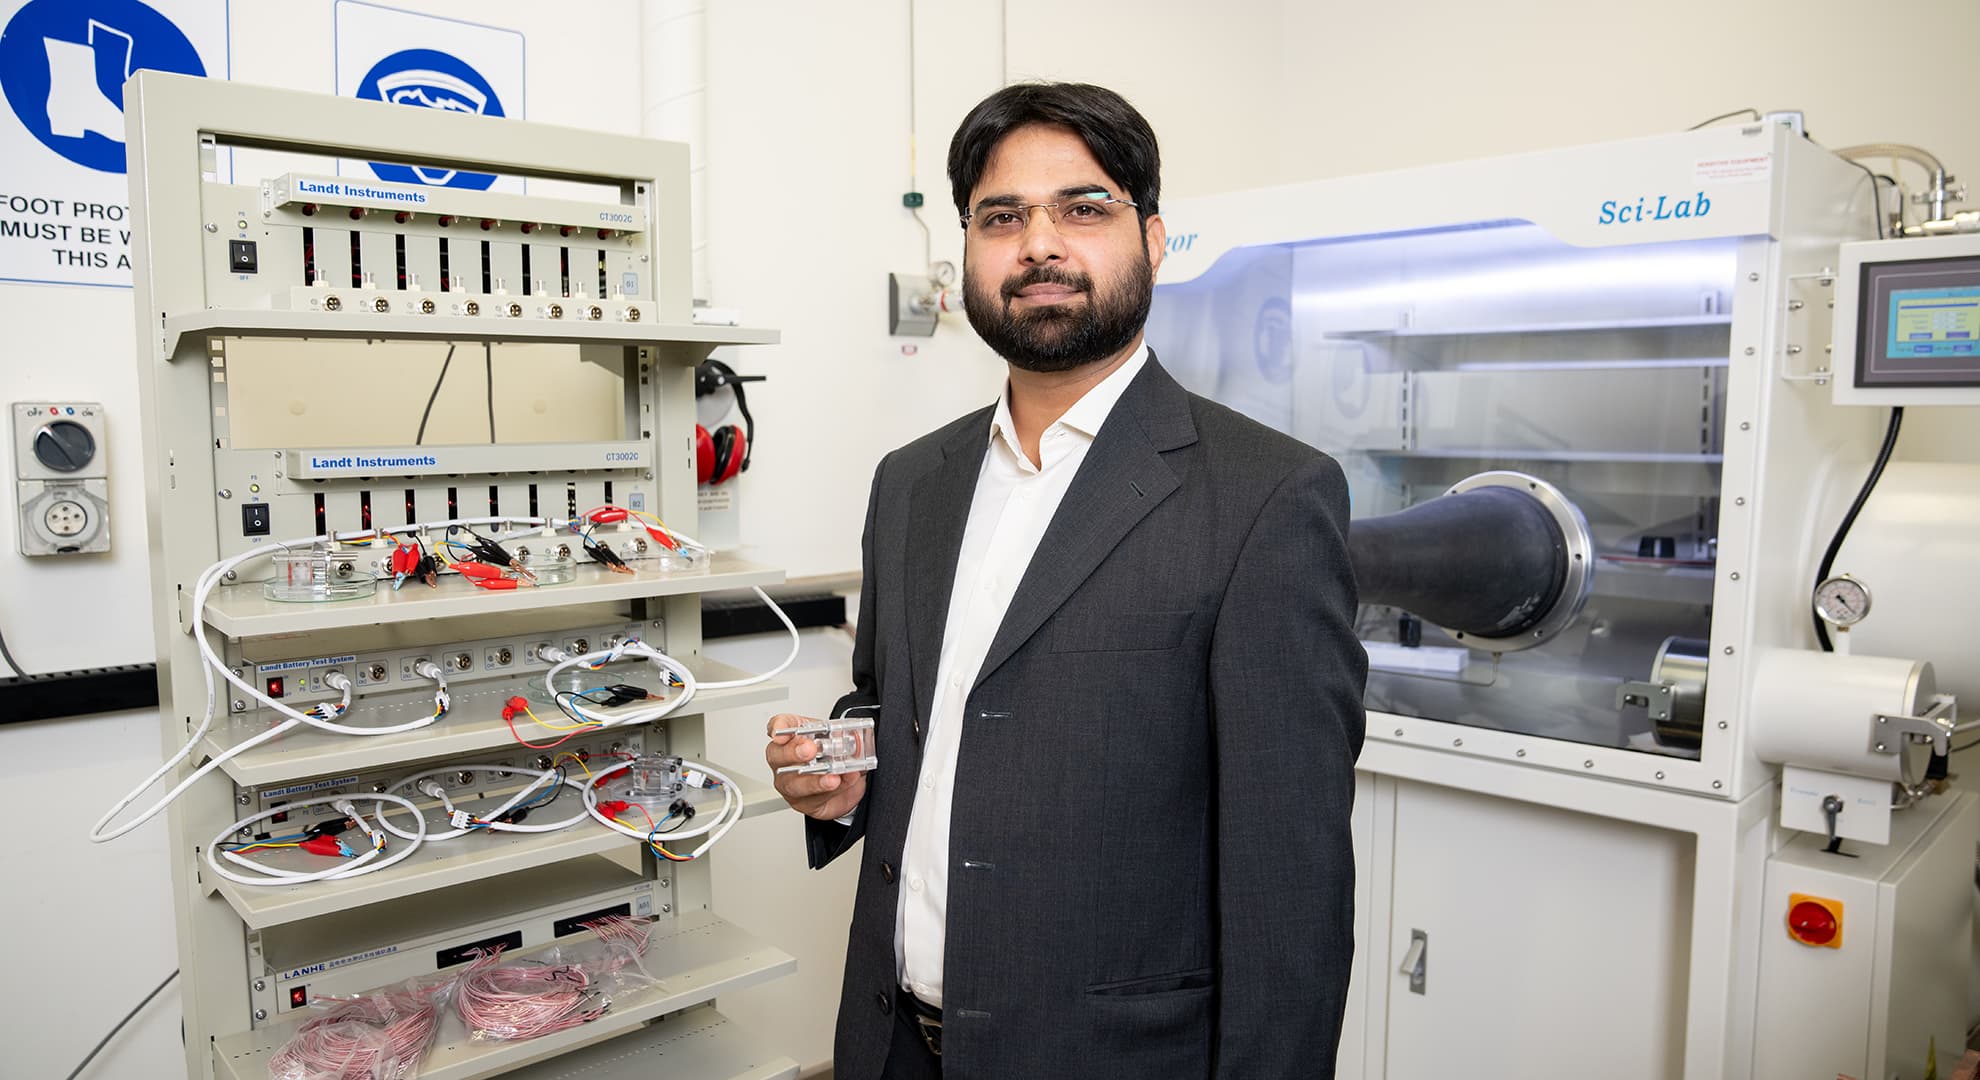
[
  {"xmin": 1813, "ymin": 407, "xmax": 1903, "ymax": 651},
  {"xmin": 484, "ymin": 342, "xmax": 496, "ymax": 443},
  {"xmin": 0, "ymin": 621, "xmax": 26, "ymax": 676},
  {"xmin": 414, "ymin": 344, "xmax": 458, "ymax": 445},
  {"xmin": 1686, "ymin": 107, "xmax": 1760, "ymax": 131},
  {"xmin": 64, "ymin": 969, "xmax": 177, "ymax": 1080}
]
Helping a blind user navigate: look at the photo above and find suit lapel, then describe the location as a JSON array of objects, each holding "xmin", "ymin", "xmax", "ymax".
[
  {"xmin": 972, "ymin": 355, "xmax": 1198, "ymax": 692},
  {"xmin": 906, "ymin": 412, "xmax": 992, "ymax": 734}
]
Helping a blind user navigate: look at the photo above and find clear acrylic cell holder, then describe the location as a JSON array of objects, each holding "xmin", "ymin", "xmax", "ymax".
[
  {"xmin": 776, "ymin": 716, "xmax": 878, "ymax": 776},
  {"xmin": 264, "ymin": 546, "xmax": 379, "ymax": 603},
  {"xmin": 515, "ymin": 551, "xmax": 578, "ymax": 585}
]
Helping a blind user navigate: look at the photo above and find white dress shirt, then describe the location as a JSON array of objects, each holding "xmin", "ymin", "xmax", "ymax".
[{"xmin": 895, "ymin": 344, "xmax": 1149, "ymax": 1008}]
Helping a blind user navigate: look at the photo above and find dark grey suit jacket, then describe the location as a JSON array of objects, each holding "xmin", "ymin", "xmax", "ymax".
[{"xmin": 807, "ymin": 354, "xmax": 1366, "ymax": 1079}]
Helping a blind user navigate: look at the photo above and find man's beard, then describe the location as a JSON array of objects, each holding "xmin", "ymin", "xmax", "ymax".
[{"xmin": 963, "ymin": 254, "xmax": 1154, "ymax": 374}]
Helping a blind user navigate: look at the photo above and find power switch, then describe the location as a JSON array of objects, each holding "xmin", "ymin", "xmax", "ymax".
[
  {"xmin": 241, "ymin": 503, "xmax": 271, "ymax": 536},
  {"xmin": 288, "ymin": 986, "xmax": 307, "ymax": 1008},
  {"xmin": 229, "ymin": 239, "xmax": 258, "ymax": 274}
]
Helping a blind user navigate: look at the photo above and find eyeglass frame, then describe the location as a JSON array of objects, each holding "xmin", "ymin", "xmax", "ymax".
[{"xmin": 958, "ymin": 190, "xmax": 1140, "ymax": 232}]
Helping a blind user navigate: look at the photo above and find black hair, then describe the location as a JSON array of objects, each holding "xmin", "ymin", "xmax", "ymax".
[{"xmin": 947, "ymin": 82, "xmax": 1160, "ymax": 225}]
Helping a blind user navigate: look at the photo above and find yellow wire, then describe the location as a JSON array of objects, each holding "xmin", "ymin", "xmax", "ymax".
[
  {"xmin": 523, "ymin": 704, "xmax": 600, "ymax": 732},
  {"xmin": 553, "ymin": 751, "xmax": 595, "ymax": 780}
]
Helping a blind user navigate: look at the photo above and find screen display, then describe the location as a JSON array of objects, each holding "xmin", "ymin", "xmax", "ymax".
[{"xmin": 1858, "ymin": 255, "xmax": 1980, "ymax": 387}]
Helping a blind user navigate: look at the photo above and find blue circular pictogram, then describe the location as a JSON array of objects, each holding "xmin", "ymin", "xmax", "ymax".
[
  {"xmin": 356, "ymin": 48, "xmax": 504, "ymax": 190},
  {"xmin": 0, "ymin": 0, "xmax": 206, "ymax": 173}
]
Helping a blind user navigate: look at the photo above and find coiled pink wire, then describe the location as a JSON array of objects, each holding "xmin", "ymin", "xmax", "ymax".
[
  {"xmin": 267, "ymin": 992, "xmax": 439, "ymax": 1080},
  {"xmin": 456, "ymin": 950, "xmax": 605, "ymax": 1041},
  {"xmin": 455, "ymin": 918, "xmax": 651, "ymax": 1041}
]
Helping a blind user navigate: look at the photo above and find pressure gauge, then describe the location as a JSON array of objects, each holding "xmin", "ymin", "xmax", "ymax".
[{"xmin": 1813, "ymin": 574, "xmax": 1872, "ymax": 628}]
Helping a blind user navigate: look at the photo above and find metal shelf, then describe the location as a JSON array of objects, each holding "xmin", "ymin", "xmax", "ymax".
[
  {"xmin": 1366, "ymin": 448, "xmax": 1724, "ymax": 465},
  {"xmin": 1331, "ymin": 313, "xmax": 1734, "ymax": 338},
  {"xmin": 207, "ymin": 657, "xmax": 788, "ymax": 787},
  {"xmin": 211, "ymin": 767, "xmax": 787, "ymax": 928},
  {"xmin": 258, "ymin": 857, "xmax": 646, "ymax": 976},
  {"xmin": 165, "ymin": 307, "xmax": 778, "ymax": 356},
  {"xmin": 501, "ymin": 1007, "xmax": 799, "ymax": 1080},
  {"xmin": 212, "ymin": 914, "xmax": 797, "ymax": 1080},
  {"xmin": 197, "ymin": 555, "xmax": 785, "ymax": 638}
]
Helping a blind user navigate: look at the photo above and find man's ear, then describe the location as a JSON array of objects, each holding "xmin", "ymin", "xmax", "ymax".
[{"xmin": 1144, "ymin": 213, "xmax": 1167, "ymax": 277}]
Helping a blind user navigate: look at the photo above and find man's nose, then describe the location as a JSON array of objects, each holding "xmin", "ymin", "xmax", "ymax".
[{"xmin": 1018, "ymin": 205, "xmax": 1067, "ymax": 264}]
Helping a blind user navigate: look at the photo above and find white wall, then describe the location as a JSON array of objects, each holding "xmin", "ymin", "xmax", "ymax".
[{"xmin": 7, "ymin": 0, "xmax": 1980, "ymax": 1076}]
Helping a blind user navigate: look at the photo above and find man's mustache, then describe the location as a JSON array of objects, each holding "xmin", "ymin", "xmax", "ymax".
[{"xmin": 1001, "ymin": 265, "xmax": 1092, "ymax": 301}]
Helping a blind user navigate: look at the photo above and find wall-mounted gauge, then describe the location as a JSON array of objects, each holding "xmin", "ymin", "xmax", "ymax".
[{"xmin": 1813, "ymin": 574, "xmax": 1872, "ymax": 629}]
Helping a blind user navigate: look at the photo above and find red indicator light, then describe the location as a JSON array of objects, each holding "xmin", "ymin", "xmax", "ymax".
[
  {"xmin": 479, "ymin": 218, "xmax": 496, "ymax": 231},
  {"xmin": 301, "ymin": 203, "xmax": 317, "ymax": 216},
  {"xmin": 266, "ymin": 677, "xmax": 285, "ymax": 698},
  {"xmin": 348, "ymin": 207, "xmax": 364, "ymax": 221},
  {"xmin": 289, "ymin": 987, "xmax": 308, "ymax": 1008},
  {"xmin": 437, "ymin": 214, "xmax": 454, "ymax": 227},
  {"xmin": 395, "ymin": 211, "xmax": 411, "ymax": 224}
]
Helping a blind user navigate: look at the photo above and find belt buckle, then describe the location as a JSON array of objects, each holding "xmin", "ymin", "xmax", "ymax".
[{"xmin": 914, "ymin": 1013, "xmax": 943, "ymax": 1057}]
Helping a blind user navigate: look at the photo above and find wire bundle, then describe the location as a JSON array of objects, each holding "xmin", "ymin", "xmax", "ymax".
[
  {"xmin": 456, "ymin": 949, "xmax": 606, "ymax": 1041},
  {"xmin": 579, "ymin": 915, "xmax": 653, "ymax": 976},
  {"xmin": 267, "ymin": 991, "xmax": 440, "ymax": 1080}
]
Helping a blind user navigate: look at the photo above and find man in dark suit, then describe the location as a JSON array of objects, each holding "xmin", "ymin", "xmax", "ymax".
[{"xmin": 766, "ymin": 82, "xmax": 1366, "ymax": 1079}]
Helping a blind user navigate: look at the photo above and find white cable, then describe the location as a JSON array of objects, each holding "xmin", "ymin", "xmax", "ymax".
[
  {"xmin": 92, "ymin": 517, "xmax": 545, "ymax": 843},
  {"xmin": 206, "ymin": 793, "xmax": 427, "ymax": 887},
  {"xmin": 545, "ymin": 640, "xmax": 701, "ymax": 727},
  {"xmin": 582, "ymin": 757, "xmax": 744, "ymax": 860},
  {"xmin": 698, "ymin": 586, "xmax": 800, "ymax": 689},
  {"xmin": 377, "ymin": 765, "xmax": 589, "ymax": 840},
  {"xmin": 93, "ymin": 515, "xmax": 795, "ymax": 845}
]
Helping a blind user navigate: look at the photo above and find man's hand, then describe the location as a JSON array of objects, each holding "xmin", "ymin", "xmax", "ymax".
[{"xmin": 766, "ymin": 713, "xmax": 868, "ymax": 821}]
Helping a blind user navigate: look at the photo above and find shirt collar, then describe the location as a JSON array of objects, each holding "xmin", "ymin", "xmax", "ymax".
[{"xmin": 989, "ymin": 343, "xmax": 1149, "ymax": 453}]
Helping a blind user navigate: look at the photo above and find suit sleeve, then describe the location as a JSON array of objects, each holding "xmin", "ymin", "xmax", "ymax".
[
  {"xmin": 804, "ymin": 457, "xmax": 886, "ymax": 870},
  {"xmin": 1209, "ymin": 454, "xmax": 1367, "ymax": 1077}
]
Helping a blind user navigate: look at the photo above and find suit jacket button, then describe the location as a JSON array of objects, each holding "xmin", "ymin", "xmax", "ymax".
[
  {"xmin": 877, "ymin": 991, "xmax": 893, "ymax": 1016},
  {"xmin": 881, "ymin": 861, "xmax": 896, "ymax": 884}
]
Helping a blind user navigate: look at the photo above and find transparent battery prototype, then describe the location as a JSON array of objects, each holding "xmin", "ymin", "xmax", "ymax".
[
  {"xmin": 263, "ymin": 546, "xmax": 379, "ymax": 602},
  {"xmin": 775, "ymin": 715, "xmax": 878, "ymax": 776},
  {"xmin": 1148, "ymin": 221, "xmax": 1737, "ymax": 757}
]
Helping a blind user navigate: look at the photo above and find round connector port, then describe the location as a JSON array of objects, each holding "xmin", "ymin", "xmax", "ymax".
[
  {"xmin": 506, "ymin": 302, "xmax": 523, "ymax": 318},
  {"xmin": 464, "ymin": 300, "xmax": 481, "ymax": 316},
  {"xmin": 419, "ymin": 298, "xmax": 436, "ymax": 314},
  {"xmin": 372, "ymin": 296, "xmax": 391, "ymax": 313},
  {"xmin": 585, "ymin": 305, "xmax": 603, "ymax": 321},
  {"xmin": 494, "ymin": 647, "xmax": 513, "ymax": 665},
  {"xmin": 534, "ymin": 755, "xmax": 554, "ymax": 771},
  {"xmin": 624, "ymin": 306, "xmax": 641, "ymax": 322},
  {"xmin": 451, "ymin": 652, "xmax": 473, "ymax": 671},
  {"xmin": 455, "ymin": 771, "xmax": 475, "ymax": 786},
  {"xmin": 546, "ymin": 303, "xmax": 564, "ymax": 320},
  {"xmin": 554, "ymin": 544, "xmax": 572, "ymax": 559},
  {"xmin": 570, "ymin": 639, "xmax": 589, "ymax": 655},
  {"xmin": 366, "ymin": 662, "xmax": 387, "ymax": 682},
  {"xmin": 323, "ymin": 295, "xmax": 342, "ymax": 311},
  {"xmin": 633, "ymin": 537, "xmax": 648, "ymax": 555}
]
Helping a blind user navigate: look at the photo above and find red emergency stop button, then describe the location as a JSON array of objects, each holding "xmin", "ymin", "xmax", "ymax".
[{"xmin": 1786, "ymin": 893, "xmax": 1842, "ymax": 948}]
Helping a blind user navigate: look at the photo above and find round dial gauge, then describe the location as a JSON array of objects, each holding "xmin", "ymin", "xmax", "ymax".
[{"xmin": 1813, "ymin": 575, "xmax": 1872, "ymax": 628}]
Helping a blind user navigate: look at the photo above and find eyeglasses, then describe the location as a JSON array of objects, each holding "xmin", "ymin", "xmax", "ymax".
[{"xmin": 960, "ymin": 191, "xmax": 1138, "ymax": 237}]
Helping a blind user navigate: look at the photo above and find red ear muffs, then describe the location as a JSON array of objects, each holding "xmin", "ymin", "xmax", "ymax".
[
  {"xmin": 696, "ymin": 424, "xmax": 747, "ymax": 486},
  {"xmin": 711, "ymin": 424, "xmax": 745, "ymax": 484}
]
